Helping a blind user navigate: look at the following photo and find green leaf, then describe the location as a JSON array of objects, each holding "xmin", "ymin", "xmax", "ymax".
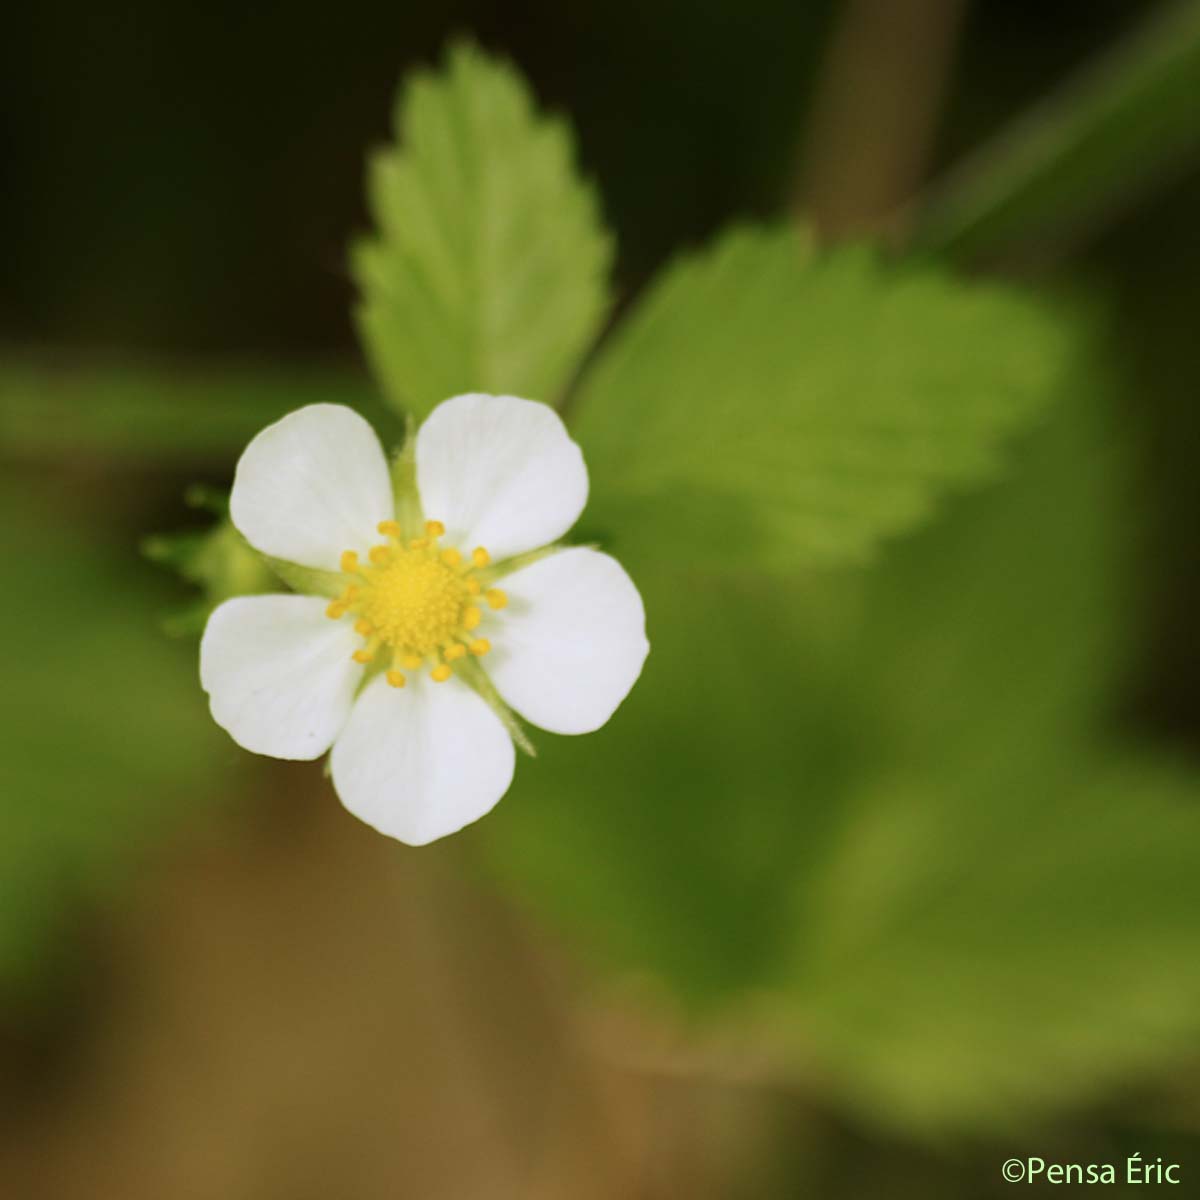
[
  {"xmin": 771, "ymin": 395, "xmax": 1197, "ymax": 1134},
  {"xmin": 478, "ymin": 559, "xmax": 862, "ymax": 1006},
  {"xmin": 790, "ymin": 756, "xmax": 1200, "ymax": 1135},
  {"xmin": 913, "ymin": 0, "xmax": 1200, "ymax": 261},
  {"xmin": 483, "ymin": 393, "xmax": 1115, "ymax": 1011},
  {"xmin": 840, "ymin": 383, "xmax": 1130, "ymax": 770},
  {"xmin": 485, "ymin": 372, "xmax": 1200, "ymax": 1131},
  {"xmin": 572, "ymin": 226, "xmax": 1077, "ymax": 573},
  {"xmin": 353, "ymin": 43, "xmax": 614, "ymax": 419}
]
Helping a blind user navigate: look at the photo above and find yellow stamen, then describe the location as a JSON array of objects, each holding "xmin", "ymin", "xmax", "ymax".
[{"xmin": 330, "ymin": 520, "xmax": 504, "ymax": 670}]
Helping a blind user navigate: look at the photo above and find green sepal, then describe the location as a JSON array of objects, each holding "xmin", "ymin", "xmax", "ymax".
[
  {"xmin": 158, "ymin": 599, "xmax": 213, "ymax": 638},
  {"xmin": 457, "ymin": 658, "xmax": 536, "ymax": 758},
  {"xmin": 181, "ymin": 483, "xmax": 230, "ymax": 516},
  {"xmin": 476, "ymin": 541, "xmax": 573, "ymax": 586},
  {"xmin": 388, "ymin": 417, "xmax": 423, "ymax": 532},
  {"xmin": 143, "ymin": 504, "xmax": 277, "ymax": 636},
  {"xmin": 261, "ymin": 556, "xmax": 345, "ymax": 599}
]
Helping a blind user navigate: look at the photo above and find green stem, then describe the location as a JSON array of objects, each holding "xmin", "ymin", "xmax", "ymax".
[{"xmin": 911, "ymin": 0, "xmax": 1200, "ymax": 262}]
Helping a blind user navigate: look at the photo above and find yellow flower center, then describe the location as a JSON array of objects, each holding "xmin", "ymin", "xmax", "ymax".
[
  {"xmin": 325, "ymin": 519, "xmax": 509, "ymax": 687},
  {"xmin": 358, "ymin": 554, "xmax": 467, "ymax": 650}
]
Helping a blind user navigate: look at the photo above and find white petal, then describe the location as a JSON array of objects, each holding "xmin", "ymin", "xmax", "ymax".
[
  {"xmin": 230, "ymin": 404, "xmax": 394, "ymax": 571},
  {"xmin": 486, "ymin": 547, "xmax": 649, "ymax": 735},
  {"xmin": 330, "ymin": 672, "xmax": 516, "ymax": 846},
  {"xmin": 200, "ymin": 595, "xmax": 364, "ymax": 760},
  {"xmin": 416, "ymin": 394, "xmax": 588, "ymax": 560}
]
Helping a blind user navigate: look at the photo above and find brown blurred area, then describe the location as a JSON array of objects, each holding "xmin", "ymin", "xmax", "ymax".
[{"xmin": 0, "ymin": 771, "xmax": 770, "ymax": 1199}]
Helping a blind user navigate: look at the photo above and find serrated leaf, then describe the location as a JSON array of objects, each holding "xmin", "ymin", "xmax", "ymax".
[
  {"xmin": 353, "ymin": 43, "xmax": 613, "ymax": 418},
  {"xmin": 766, "ymin": 393, "xmax": 1200, "ymax": 1134},
  {"xmin": 485, "ymin": 374, "xmax": 1200, "ymax": 1132},
  {"xmin": 573, "ymin": 226, "xmax": 1077, "ymax": 572},
  {"xmin": 841, "ymin": 385, "xmax": 1129, "ymax": 768},
  {"xmin": 790, "ymin": 756, "xmax": 1200, "ymax": 1135}
]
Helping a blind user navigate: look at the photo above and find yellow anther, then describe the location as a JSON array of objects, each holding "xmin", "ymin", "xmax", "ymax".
[
  {"xmin": 431, "ymin": 663, "xmax": 453, "ymax": 683},
  {"xmin": 485, "ymin": 589, "xmax": 508, "ymax": 611},
  {"xmin": 328, "ymin": 585, "xmax": 359, "ymax": 618},
  {"xmin": 331, "ymin": 530, "xmax": 489, "ymax": 664},
  {"xmin": 386, "ymin": 669, "xmax": 406, "ymax": 688},
  {"xmin": 471, "ymin": 547, "xmax": 490, "ymax": 568},
  {"xmin": 469, "ymin": 638, "xmax": 491, "ymax": 656}
]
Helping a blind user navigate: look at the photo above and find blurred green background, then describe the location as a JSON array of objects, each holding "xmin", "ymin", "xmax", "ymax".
[{"xmin": 3, "ymin": 1, "xmax": 1200, "ymax": 1195}]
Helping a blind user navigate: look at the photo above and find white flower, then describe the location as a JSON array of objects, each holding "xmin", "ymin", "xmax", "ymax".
[{"xmin": 199, "ymin": 394, "xmax": 649, "ymax": 845}]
